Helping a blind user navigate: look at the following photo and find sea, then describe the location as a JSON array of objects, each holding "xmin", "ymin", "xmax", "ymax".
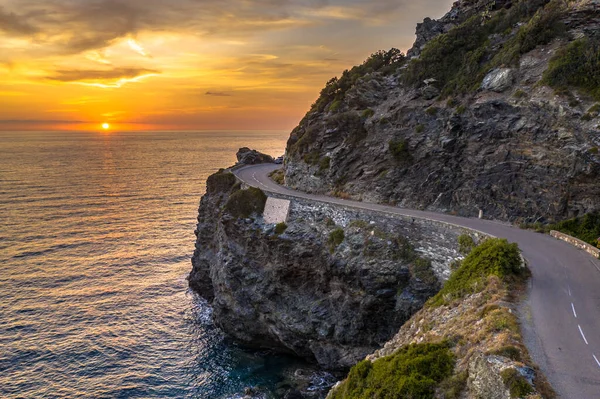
[{"xmin": 0, "ymin": 131, "xmax": 333, "ymax": 399}]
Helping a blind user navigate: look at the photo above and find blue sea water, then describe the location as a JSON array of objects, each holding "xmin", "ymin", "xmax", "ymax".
[{"xmin": 0, "ymin": 131, "xmax": 329, "ymax": 399}]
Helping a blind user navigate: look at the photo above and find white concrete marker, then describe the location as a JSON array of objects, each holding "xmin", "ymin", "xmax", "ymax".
[{"xmin": 263, "ymin": 197, "xmax": 291, "ymax": 224}]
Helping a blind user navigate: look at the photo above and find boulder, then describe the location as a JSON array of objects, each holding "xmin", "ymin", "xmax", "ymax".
[
  {"xmin": 236, "ymin": 147, "xmax": 274, "ymax": 165},
  {"xmin": 481, "ymin": 68, "xmax": 515, "ymax": 92}
]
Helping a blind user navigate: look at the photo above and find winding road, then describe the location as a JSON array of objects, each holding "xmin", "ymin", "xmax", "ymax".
[{"xmin": 235, "ymin": 163, "xmax": 600, "ymax": 398}]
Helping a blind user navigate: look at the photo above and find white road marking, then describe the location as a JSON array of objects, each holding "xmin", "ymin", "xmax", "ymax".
[
  {"xmin": 578, "ymin": 325, "xmax": 589, "ymax": 345},
  {"xmin": 591, "ymin": 260, "xmax": 600, "ymax": 273},
  {"xmin": 568, "ymin": 285, "xmax": 572, "ymax": 297},
  {"xmin": 593, "ymin": 354, "xmax": 600, "ymax": 368},
  {"xmin": 571, "ymin": 303, "xmax": 577, "ymax": 318}
]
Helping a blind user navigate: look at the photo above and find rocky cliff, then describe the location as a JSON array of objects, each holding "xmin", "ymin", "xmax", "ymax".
[
  {"xmin": 189, "ymin": 168, "xmax": 484, "ymax": 372},
  {"xmin": 284, "ymin": 0, "xmax": 600, "ymax": 223}
]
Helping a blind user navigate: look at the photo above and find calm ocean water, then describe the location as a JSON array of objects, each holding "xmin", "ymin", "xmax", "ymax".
[{"xmin": 0, "ymin": 131, "xmax": 329, "ymax": 399}]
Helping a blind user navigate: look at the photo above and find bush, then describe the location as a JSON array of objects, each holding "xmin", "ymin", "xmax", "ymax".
[
  {"xmin": 416, "ymin": 124, "xmax": 425, "ymax": 133},
  {"xmin": 224, "ymin": 187, "xmax": 267, "ymax": 218},
  {"xmin": 361, "ymin": 108, "xmax": 375, "ymax": 119},
  {"xmin": 490, "ymin": 345, "xmax": 523, "ymax": 362},
  {"xmin": 319, "ymin": 156, "xmax": 331, "ymax": 172},
  {"xmin": 206, "ymin": 170, "xmax": 237, "ymax": 193},
  {"xmin": 429, "ymin": 238, "xmax": 525, "ymax": 306},
  {"xmin": 426, "ymin": 107, "xmax": 439, "ymax": 116},
  {"xmin": 501, "ymin": 368, "xmax": 534, "ymax": 398},
  {"xmin": 328, "ymin": 228, "xmax": 345, "ymax": 251},
  {"xmin": 275, "ymin": 222, "xmax": 288, "ymax": 235},
  {"xmin": 456, "ymin": 105, "xmax": 467, "ymax": 115},
  {"xmin": 543, "ymin": 37, "xmax": 600, "ymax": 101},
  {"xmin": 389, "ymin": 139, "xmax": 411, "ymax": 162},
  {"xmin": 269, "ymin": 169, "xmax": 285, "ymax": 185},
  {"xmin": 549, "ymin": 212, "xmax": 600, "ymax": 247},
  {"xmin": 458, "ymin": 234, "xmax": 476, "ymax": 255},
  {"xmin": 329, "ymin": 99, "xmax": 342, "ymax": 113},
  {"xmin": 513, "ymin": 89, "xmax": 527, "ymax": 99},
  {"xmin": 330, "ymin": 342, "xmax": 455, "ymax": 399},
  {"xmin": 589, "ymin": 147, "xmax": 599, "ymax": 155}
]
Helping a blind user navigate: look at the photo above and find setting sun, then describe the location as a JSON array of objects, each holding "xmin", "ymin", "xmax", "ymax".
[{"xmin": 102, "ymin": 123, "xmax": 110, "ymax": 130}]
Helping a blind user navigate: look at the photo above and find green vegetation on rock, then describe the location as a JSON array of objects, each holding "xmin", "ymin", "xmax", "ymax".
[
  {"xmin": 328, "ymin": 228, "xmax": 345, "ymax": 251},
  {"xmin": 429, "ymin": 238, "xmax": 525, "ymax": 306},
  {"xmin": 542, "ymin": 37, "xmax": 600, "ymax": 101},
  {"xmin": 403, "ymin": 0, "xmax": 566, "ymax": 97},
  {"xmin": 501, "ymin": 368, "xmax": 534, "ymax": 398},
  {"xmin": 206, "ymin": 170, "xmax": 237, "ymax": 193},
  {"xmin": 275, "ymin": 222, "xmax": 288, "ymax": 235},
  {"xmin": 389, "ymin": 139, "xmax": 411, "ymax": 162},
  {"xmin": 329, "ymin": 342, "xmax": 454, "ymax": 399},
  {"xmin": 224, "ymin": 187, "xmax": 267, "ymax": 219},
  {"xmin": 311, "ymin": 49, "xmax": 405, "ymax": 114}
]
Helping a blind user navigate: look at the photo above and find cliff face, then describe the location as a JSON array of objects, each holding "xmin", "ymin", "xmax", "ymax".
[
  {"xmin": 189, "ymin": 170, "xmax": 479, "ymax": 371},
  {"xmin": 284, "ymin": 0, "xmax": 600, "ymax": 222}
]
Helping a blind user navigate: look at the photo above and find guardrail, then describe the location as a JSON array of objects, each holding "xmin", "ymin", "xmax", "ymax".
[{"xmin": 550, "ymin": 230, "xmax": 600, "ymax": 258}]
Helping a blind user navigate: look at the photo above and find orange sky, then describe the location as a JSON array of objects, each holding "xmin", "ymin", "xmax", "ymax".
[{"xmin": 0, "ymin": 0, "xmax": 453, "ymax": 131}]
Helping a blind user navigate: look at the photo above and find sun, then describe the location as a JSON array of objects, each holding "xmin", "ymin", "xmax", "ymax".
[{"xmin": 102, "ymin": 123, "xmax": 110, "ymax": 130}]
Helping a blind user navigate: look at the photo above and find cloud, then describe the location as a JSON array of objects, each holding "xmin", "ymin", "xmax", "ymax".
[
  {"xmin": 205, "ymin": 91, "xmax": 232, "ymax": 96},
  {"xmin": 0, "ymin": 6, "xmax": 38, "ymax": 35},
  {"xmin": 0, "ymin": 0, "xmax": 451, "ymax": 55},
  {"xmin": 47, "ymin": 67, "xmax": 160, "ymax": 87}
]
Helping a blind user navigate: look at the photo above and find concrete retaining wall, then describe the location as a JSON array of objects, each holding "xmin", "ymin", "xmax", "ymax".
[{"xmin": 550, "ymin": 230, "xmax": 600, "ymax": 258}]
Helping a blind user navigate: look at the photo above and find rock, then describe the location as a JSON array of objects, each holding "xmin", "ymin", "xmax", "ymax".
[
  {"xmin": 188, "ymin": 174, "xmax": 467, "ymax": 370},
  {"xmin": 481, "ymin": 68, "xmax": 515, "ymax": 93},
  {"xmin": 421, "ymin": 84, "xmax": 440, "ymax": 100},
  {"xmin": 236, "ymin": 147, "xmax": 274, "ymax": 165}
]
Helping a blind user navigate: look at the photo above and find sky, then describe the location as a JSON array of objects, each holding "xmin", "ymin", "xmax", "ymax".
[{"xmin": 0, "ymin": 0, "xmax": 454, "ymax": 131}]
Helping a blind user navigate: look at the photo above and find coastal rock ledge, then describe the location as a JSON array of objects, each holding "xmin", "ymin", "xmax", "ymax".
[{"xmin": 189, "ymin": 168, "xmax": 480, "ymax": 371}]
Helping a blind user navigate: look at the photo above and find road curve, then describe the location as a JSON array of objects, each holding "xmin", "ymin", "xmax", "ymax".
[{"xmin": 235, "ymin": 163, "xmax": 600, "ymax": 398}]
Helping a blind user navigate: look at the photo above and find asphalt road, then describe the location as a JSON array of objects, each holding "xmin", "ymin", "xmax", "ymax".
[{"xmin": 235, "ymin": 163, "xmax": 600, "ymax": 398}]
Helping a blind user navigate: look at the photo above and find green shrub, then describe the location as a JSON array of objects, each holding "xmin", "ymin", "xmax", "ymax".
[
  {"xmin": 582, "ymin": 113, "xmax": 593, "ymax": 121},
  {"xmin": 361, "ymin": 108, "xmax": 375, "ymax": 119},
  {"xmin": 329, "ymin": 99, "xmax": 342, "ymax": 113},
  {"xmin": 513, "ymin": 89, "xmax": 527, "ymax": 99},
  {"xmin": 458, "ymin": 234, "xmax": 476, "ymax": 255},
  {"xmin": 446, "ymin": 98, "xmax": 459, "ymax": 108},
  {"xmin": 319, "ymin": 156, "xmax": 331, "ymax": 172},
  {"xmin": 269, "ymin": 169, "xmax": 285, "ymax": 185},
  {"xmin": 548, "ymin": 212, "xmax": 600, "ymax": 247},
  {"xmin": 426, "ymin": 107, "xmax": 439, "ymax": 116},
  {"xmin": 330, "ymin": 342, "xmax": 455, "ymax": 399},
  {"xmin": 389, "ymin": 139, "xmax": 411, "ymax": 162},
  {"xmin": 275, "ymin": 222, "xmax": 288, "ymax": 235},
  {"xmin": 328, "ymin": 228, "xmax": 345, "ymax": 251},
  {"xmin": 490, "ymin": 345, "xmax": 522, "ymax": 361},
  {"xmin": 416, "ymin": 124, "xmax": 425, "ymax": 133},
  {"xmin": 429, "ymin": 238, "xmax": 524, "ymax": 306},
  {"xmin": 589, "ymin": 147, "xmax": 599, "ymax": 155},
  {"xmin": 206, "ymin": 170, "xmax": 237, "ymax": 193},
  {"xmin": 501, "ymin": 368, "xmax": 534, "ymax": 398},
  {"xmin": 588, "ymin": 103, "xmax": 600, "ymax": 115},
  {"xmin": 456, "ymin": 105, "xmax": 467, "ymax": 115},
  {"xmin": 439, "ymin": 371, "xmax": 468, "ymax": 399},
  {"xmin": 224, "ymin": 187, "xmax": 267, "ymax": 218},
  {"xmin": 543, "ymin": 37, "xmax": 600, "ymax": 101}
]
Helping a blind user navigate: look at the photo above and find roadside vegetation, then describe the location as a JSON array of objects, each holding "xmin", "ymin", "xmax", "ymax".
[
  {"xmin": 548, "ymin": 212, "xmax": 600, "ymax": 248},
  {"xmin": 329, "ymin": 237, "xmax": 554, "ymax": 398},
  {"xmin": 329, "ymin": 342, "xmax": 454, "ymax": 399}
]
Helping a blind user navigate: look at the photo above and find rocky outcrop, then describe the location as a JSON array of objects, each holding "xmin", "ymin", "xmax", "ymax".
[
  {"xmin": 189, "ymin": 170, "xmax": 477, "ymax": 371},
  {"xmin": 236, "ymin": 147, "xmax": 274, "ymax": 165},
  {"xmin": 283, "ymin": 0, "xmax": 600, "ymax": 223}
]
